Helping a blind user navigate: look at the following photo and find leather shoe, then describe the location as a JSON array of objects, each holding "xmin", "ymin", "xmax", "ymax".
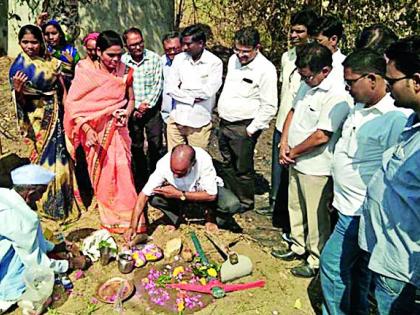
[
  {"xmin": 271, "ymin": 247, "xmax": 302, "ymax": 261},
  {"xmin": 291, "ymin": 263, "xmax": 317, "ymax": 278}
]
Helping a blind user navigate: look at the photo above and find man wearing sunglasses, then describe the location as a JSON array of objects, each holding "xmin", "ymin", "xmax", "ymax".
[
  {"xmin": 358, "ymin": 36, "xmax": 420, "ymax": 314},
  {"xmin": 320, "ymin": 49, "xmax": 409, "ymax": 314},
  {"xmin": 274, "ymin": 42, "xmax": 352, "ymax": 278}
]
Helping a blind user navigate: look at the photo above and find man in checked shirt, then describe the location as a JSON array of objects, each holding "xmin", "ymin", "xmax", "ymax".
[{"xmin": 122, "ymin": 27, "xmax": 163, "ymax": 191}]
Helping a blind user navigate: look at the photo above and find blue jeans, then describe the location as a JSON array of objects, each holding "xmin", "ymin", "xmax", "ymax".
[
  {"xmin": 373, "ymin": 272, "xmax": 419, "ymax": 314},
  {"xmin": 320, "ymin": 213, "xmax": 371, "ymax": 315}
]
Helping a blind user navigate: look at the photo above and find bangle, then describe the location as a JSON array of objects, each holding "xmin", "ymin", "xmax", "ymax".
[{"xmin": 82, "ymin": 124, "xmax": 92, "ymax": 133}]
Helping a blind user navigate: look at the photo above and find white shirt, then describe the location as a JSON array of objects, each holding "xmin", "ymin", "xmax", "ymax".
[
  {"xmin": 0, "ymin": 188, "xmax": 68, "ymax": 301},
  {"xmin": 332, "ymin": 94, "xmax": 409, "ymax": 216},
  {"xmin": 288, "ymin": 73, "xmax": 353, "ymax": 176},
  {"xmin": 161, "ymin": 54, "xmax": 173, "ymax": 123},
  {"xmin": 167, "ymin": 50, "xmax": 223, "ymax": 128},
  {"xmin": 142, "ymin": 147, "xmax": 223, "ymax": 196},
  {"xmin": 275, "ymin": 48, "xmax": 301, "ymax": 132},
  {"xmin": 330, "ymin": 49, "xmax": 346, "ymax": 85},
  {"xmin": 217, "ymin": 52, "xmax": 278, "ymax": 134}
]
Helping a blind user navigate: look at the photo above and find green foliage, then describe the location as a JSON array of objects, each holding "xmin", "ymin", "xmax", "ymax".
[{"xmin": 179, "ymin": 0, "xmax": 419, "ymax": 68}]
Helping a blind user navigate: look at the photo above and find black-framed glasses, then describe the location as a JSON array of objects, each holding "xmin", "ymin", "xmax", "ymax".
[
  {"xmin": 344, "ymin": 73, "xmax": 369, "ymax": 89},
  {"xmin": 385, "ymin": 76, "xmax": 408, "ymax": 87}
]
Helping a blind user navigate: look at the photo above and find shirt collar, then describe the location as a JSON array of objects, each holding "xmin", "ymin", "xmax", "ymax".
[
  {"xmin": 314, "ymin": 71, "xmax": 335, "ymax": 91},
  {"xmin": 164, "ymin": 54, "xmax": 172, "ymax": 66},
  {"xmin": 404, "ymin": 112, "xmax": 420, "ymax": 131},
  {"xmin": 186, "ymin": 49, "xmax": 209, "ymax": 65},
  {"xmin": 236, "ymin": 52, "xmax": 261, "ymax": 70},
  {"xmin": 358, "ymin": 93, "xmax": 395, "ymax": 114},
  {"xmin": 125, "ymin": 49, "xmax": 149, "ymax": 66}
]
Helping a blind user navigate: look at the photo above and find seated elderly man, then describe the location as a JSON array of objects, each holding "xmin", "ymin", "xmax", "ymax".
[
  {"xmin": 0, "ymin": 165, "xmax": 87, "ymax": 314},
  {"xmin": 125, "ymin": 144, "xmax": 242, "ymax": 242}
]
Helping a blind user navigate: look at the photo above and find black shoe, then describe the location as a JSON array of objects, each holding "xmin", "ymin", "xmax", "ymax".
[
  {"xmin": 281, "ymin": 232, "xmax": 293, "ymax": 243},
  {"xmin": 291, "ymin": 263, "xmax": 317, "ymax": 278},
  {"xmin": 271, "ymin": 248, "xmax": 302, "ymax": 261},
  {"xmin": 255, "ymin": 205, "xmax": 274, "ymax": 216},
  {"xmin": 217, "ymin": 219, "xmax": 243, "ymax": 234}
]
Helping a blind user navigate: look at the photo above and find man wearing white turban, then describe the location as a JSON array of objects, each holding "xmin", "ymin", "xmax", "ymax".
[{"xmin": 0, "ymin": 165, "xmax": 86, "ymax": 313}]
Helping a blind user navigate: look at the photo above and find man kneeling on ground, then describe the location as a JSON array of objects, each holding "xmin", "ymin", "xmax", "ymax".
[
  {"xmin": 125, "ymin": 144, "xmax": 242, "ymax": 243},
  {"xmin": 0, "ymin": 165, "xmax": 88, "ymax": 314}
]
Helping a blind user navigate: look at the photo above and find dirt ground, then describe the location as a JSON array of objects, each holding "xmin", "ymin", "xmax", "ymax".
[{"xmin": 0, "ymin": 56, "xmax": 322, "ymax": 315}]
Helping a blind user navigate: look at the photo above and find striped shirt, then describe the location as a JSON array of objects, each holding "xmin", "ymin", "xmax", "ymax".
[{"xmin": 122, "ymin": 49, "xmax": 163, "ymax": 109}]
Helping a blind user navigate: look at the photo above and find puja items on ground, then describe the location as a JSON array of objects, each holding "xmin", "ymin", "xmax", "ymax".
[
  {"xmin": 96, "ymin": 277, "xmax": 134, "ymax": 304},
  {"xmin": 133, "ymin": 262, "xmax": 214, "ymax": 314}
]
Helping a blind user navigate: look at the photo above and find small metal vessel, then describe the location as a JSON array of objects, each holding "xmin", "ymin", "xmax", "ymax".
[{"xmin": 118, "ymin": 253, "xmax": 134, "ymax": 274}]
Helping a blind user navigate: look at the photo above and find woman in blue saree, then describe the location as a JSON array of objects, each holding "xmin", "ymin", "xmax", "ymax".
[{"xmin": 9, "ymin": 24, "xmax": 84, "ymax": 223}]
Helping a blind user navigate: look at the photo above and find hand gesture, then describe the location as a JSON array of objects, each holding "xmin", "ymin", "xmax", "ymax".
[
  {"xmin": 12, "ymin": 71, "xmax": 28, "ymax": 93},
  {"xmin": 123, "ymin": 227, "xmax": 136, "ymax": 245},
  {"xmin": 138, "ymin": 102, "xmax": 150, "ymax": 115},
  {"xmin": 85, "ymin": 128, "xmax": 99, "ymax": 148},
  {"xmin": 153, "ymin": 185, "xmax": 182, "ymax": 199},
  {"xmin": 36, "ymin": 12, "xmax": 49, "ymax": 26},
  {"xmin": 279, "ymin": 143, "xmax": 295, "ymax": 165},
  {"xmin": 113, "ymin": 109, "xmax": 128, "ymax": 127}
]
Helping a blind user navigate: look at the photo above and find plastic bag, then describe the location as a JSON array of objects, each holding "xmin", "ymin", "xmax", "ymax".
[{"xmin": 18, "ymin": 266, "xmax": 54, "ymax": 315}]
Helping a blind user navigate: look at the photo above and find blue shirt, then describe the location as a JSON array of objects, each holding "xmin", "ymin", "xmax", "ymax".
[{"xmin": 359, "ymin": 113, "xmax": 420, "ymax": 287}]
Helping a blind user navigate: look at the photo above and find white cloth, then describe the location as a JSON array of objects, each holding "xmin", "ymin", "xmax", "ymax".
[
  {"xmin": 0, "ymin": 188, "xmax": 68, "ymax": 301},
  {"xmin": 288, "ymin": 73, "xmax": 353, "ymax": 176},
  {"xmin": 167, "ymin": 50, "xmax": 223, "ymax": 128},
  {"xmin": 11, "ymin": 165, "xmax": 55, "ymax": 185},
  {"xmin": 329, "ymin": 48, "xmax": 346, "ymax": 85},
  {"xmin": 275, "ymin": 48, "xmax": 301, "ymax": 132},
  {"xmin": 332, "ymin": 94, "xmax": 409, "ymax": 216},
  {"xmin": 217, "ymin": 52, "xmax": 278, "ymax": 134},
  {"xmin": 142, "ymin": 147, "xmax": 223, "ymax": 196},
  {"xmin": 81, "ymin": 229, "xmax": 117, "ymax": 262},
  {"xmin": 161, "ymin": 54, "xmax": 173, "ymax": 123}
]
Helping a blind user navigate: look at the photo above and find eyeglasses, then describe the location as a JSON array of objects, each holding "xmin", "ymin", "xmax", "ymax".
[
  {"xmin": 384, "ymin": 76, "xmax": 408, "ymax": 87},
  {"xmin": 344, "ymin": 73, "xmax": 369, "ymax": 89},
  {"xmin": 299, "ymin": 70, "xmax": 318, "ymax": 82},
  {"xmin": 127, "ymin": 41, "xmax": 144, "ymax": 49}
]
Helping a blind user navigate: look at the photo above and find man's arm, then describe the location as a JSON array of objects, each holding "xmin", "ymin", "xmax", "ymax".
[
  {"xmin": 246, "ymin": 64, "xmax": 278, "ymax": 135},
  {"xmin": 153, "ymin": 185, "xmax": 217, "ymax": 202},
  {"xmin": 279, "ymin": 109, "xmax": 295, "ymax": 165},
  {"xmin": 142, "ymin": 54, "xmax": 163, "ymax": 108},
  {"xmin": 185, "ymin": 58, "xmax": 223, "ymax": 101},
  {"xmin": 288, "ymin": 129, "xmax": 331, "ymax": 159},
  {"xmin": 166, "ymin": 56, "xmax": 196, "ymax": 105},
  {"xmin": 0, "ymin": 209, "xmax": 69, "ymax": 274}
]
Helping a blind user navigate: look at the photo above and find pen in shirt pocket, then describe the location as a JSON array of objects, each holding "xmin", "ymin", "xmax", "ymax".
[{"xmin": 243, "ymin": 78, "xmax": 253, "ymax": 84}]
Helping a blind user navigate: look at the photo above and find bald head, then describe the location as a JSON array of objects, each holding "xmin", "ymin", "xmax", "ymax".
[{"xmin": 170, "ymin": 144, "xmax": 196, "ymax": 178}]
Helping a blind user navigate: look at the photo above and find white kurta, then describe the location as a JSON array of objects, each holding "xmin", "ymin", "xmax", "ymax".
[{"xmin": 0, "ymin": 188, "xmax": 68, "ymax": 301}]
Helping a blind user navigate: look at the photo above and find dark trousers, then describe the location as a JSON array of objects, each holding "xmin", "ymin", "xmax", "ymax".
[
  {"xmin": 149, "ymin": 187, "xmax": 241, "ymax": 226},
  {"xmin": 129, "ymin": 103, "xmax": 164, "ymax": 191},
  {"xmin": 218, "ymin": 119, "xmax": 261, "ymax": 210},
  {"xmin": 271, "ymin": 129, "xmax": 290, "ymax": 232}
]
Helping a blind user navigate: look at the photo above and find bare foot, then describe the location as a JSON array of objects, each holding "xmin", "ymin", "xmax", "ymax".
[{"xmin": 205, "ymin": 222, "xmax": 219, "ymax": 233}]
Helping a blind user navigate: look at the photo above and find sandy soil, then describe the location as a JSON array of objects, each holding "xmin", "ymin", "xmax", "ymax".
[{"xmin": 0, "ymin": 56, "xmax": 321, "ymax": 315}]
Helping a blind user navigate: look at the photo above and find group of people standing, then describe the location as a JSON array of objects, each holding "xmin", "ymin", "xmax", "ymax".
[{"xmin": 2, "ymin": 7, "xmax": 419, "ymax": 315}]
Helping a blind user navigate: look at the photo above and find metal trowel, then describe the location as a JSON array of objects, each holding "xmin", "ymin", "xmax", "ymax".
[{"xmin": 205, "ymin": 232, "xmax": 253, "ymax": 283}]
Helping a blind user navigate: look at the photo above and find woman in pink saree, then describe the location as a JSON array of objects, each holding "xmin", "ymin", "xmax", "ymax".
[{"xmin": 64, "ymin": 30, "xmax": 146, "ymax": 234}]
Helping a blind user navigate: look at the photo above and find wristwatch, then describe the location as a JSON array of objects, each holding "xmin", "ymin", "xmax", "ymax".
[{"xmin": 180, "ymin": 191, "xmax": 186, "ymax": 201}]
